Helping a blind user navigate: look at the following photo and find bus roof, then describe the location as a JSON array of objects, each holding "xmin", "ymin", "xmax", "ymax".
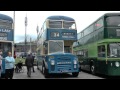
[
  {"xmin": 77, "ymin": 13, "xmax": 120, "ymax": 35},
  {"xmin": 104, "ymin": 13, "xmax": 120, "ymax": 16},
  {"xmin": 47, "ymin": 15, "xmax": 75, "ymax": 21},
  {"xmin": 0, "ymin": 14, "xmax": 13, "ymax": 22}
]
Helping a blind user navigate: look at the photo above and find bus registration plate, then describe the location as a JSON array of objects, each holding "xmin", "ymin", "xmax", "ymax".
[{"xmin": 61, "ymin": 70, "xmax": 68, "ymax": 72}]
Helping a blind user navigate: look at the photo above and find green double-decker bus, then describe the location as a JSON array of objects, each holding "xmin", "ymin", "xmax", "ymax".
[{"xmin": 73, "ymin": 13, "xmax": 120, "ymax": 76}]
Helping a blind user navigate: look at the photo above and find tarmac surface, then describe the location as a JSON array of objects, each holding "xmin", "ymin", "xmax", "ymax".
[{"xmin": 13, "ymin": 66, "xmax": 104, "ymax": 79}]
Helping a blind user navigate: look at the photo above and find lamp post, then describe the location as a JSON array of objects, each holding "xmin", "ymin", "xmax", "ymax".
[
  {"xmin": 36, "ymin": 25, "xmax": 39, "ymax": 47},
  {"xmin": 13, "ymin": 11, "xmax": 15, "ymax": 57},
  {"xmin": 36, "ymin": 25, "xmax": 39, "ymax": 40},
  {"xmin": 13, "ymin": 11, "xmax": 15, "ymax": 43},
  {"xmin": 25, "ymin": 14, "xmax": 28, "ymax": 55},
  {"xmin": 30, "ymin": 37, "xmax": 31, "ymax": 53}
]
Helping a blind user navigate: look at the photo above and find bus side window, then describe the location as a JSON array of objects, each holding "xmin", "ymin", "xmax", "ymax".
[{"xmin": 43, "ymin": 42, "xmax": 48, "ymax": 54}]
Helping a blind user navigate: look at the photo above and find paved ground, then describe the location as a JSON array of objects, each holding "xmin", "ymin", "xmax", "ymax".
[
  {"xmin": 13, "ymin": 66, "xmax": 104, "ymax": 79},
  {"xmin": 13, "ymin": 66, "xmax": 45, "ymax": 79}
]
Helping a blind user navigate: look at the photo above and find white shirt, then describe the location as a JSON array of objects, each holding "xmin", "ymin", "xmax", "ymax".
[{"xmin": 5, "ymin": 56, "xmax": 15, "ymax": 69}]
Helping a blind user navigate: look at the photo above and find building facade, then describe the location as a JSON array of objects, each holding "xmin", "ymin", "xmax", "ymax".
[{"xmin": 15, "ymin": 41, "xmax": 37, "ymax": 53}]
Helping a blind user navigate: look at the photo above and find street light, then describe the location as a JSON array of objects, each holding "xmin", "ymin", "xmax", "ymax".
[
  {"xmin": 36, "ymin": 25, "xmax": 39, "ymax": 40},
  {"xmin": 25, "ymin": 14, "xmax": 28, "ymax": 55},
  {"xmin": 30, "ymin": 37, "xmax": 32, "ymax": 53},
  {"xmin": 13, "ymin": 11, "xmax": 15, "ymax": 43},
  {"xmin": 36, "ymin": 25, "xmax": 39, "ymax": 48},
  {"xmin": 13, "ymin": 11, "xmax": 15, "ymax": 57}
]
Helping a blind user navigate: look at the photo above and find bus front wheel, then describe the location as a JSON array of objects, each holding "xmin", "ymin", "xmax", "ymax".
[
  {"xmin": 72, "ymin": 72, "xmax": 79, "ymax": 77},
  {"xmin": 90, "ymin": 64, "xmax": 95, "ymax": 75},
  {"xmin": 42, "ymin": 65, "xmax": 49, "ymax": 78}
]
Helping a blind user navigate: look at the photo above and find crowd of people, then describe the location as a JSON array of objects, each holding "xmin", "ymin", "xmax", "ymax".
[{"xmin": 0, "ymin": 50, "xmax": 35, "ymax": 79}]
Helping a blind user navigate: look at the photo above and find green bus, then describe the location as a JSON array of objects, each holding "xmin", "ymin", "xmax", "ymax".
[{"xmin": 73, "ymin": 13, "xmax": 120, "ymax": 76}]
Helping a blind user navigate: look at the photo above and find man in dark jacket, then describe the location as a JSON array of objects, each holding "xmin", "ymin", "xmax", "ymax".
[
  {"xmin": 25, "ymin": 54, "xmax": 33, "ymax": 77},
  {"xmin": 30, "ymin": 53, "xmax": 35, "ymax": 72}
]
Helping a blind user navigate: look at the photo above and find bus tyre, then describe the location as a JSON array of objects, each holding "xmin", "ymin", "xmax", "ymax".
[
  {"xmin": 72, "ymin": 72, "xmax": 79, "ymax": 77},
  {"xmin": 44, "ymin": 68, "xmax": 48, "ymax": 78},
  {"xmin": 44, "ymin": 68, "xmax": 49, "ymax": 78},
  {"xmin": 42, "ymin": 64, "xmax": 44, "ymax": 73},
  {"xmin": 90, "ymin": 64, "xmax": 95, "ymax": 75},
  {"xmin": 42, "ymin": 64, "xmax": 49, "ymax": 78}
]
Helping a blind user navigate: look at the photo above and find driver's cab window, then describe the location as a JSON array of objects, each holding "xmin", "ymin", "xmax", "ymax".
[
  {"xmin": 64, "ymin": 46, "xmax": 71, "ymax": 53},
  {"xmin": 98, "ymin": 45, "xmax": 106, "ymax": 57}
]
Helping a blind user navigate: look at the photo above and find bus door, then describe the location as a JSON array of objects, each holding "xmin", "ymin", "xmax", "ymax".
[
  {"xmin": 0, "ymin": 42, "xmax": 12, "ymax": 74},
  {"xmin": 76, "ymin": 50, "xmax": 85, "ymax": 69},
  {"xmin": 97, "ymin": 43, "xmax": 107, "ymax": 73},
  {"xmin": 83, "ymin": 49, "xmax": 89, "ymax": 71}
]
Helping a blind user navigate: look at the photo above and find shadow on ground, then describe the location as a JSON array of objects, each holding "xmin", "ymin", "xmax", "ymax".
[
  {"xmin": 81, "ymin": 70, "xmax": 120, "ymax": 79},
  {"xmin": 45, "ymin": 73, "xmax": 78, "ymax": 79}
]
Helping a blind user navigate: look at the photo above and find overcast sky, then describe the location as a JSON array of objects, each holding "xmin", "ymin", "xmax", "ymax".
[{"xmin": 0, "ymin": 11, "xmax": 119, "ymax": 43}]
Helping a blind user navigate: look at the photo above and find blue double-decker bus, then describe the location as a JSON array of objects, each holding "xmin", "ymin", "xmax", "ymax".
[
  {"xmin": 0, "ymin": 14, "xmax": 14, "ymax": 78},
  {"xmin": 36, "ymin": 15, "xmax": 80, "ymax": 78}
]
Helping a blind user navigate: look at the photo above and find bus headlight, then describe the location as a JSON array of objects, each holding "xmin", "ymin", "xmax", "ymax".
[
  {"xmin": 51, "ymin": 60, "xmax": 55, "ymax": 65},
  {"xmin": 74, "ymin": 65, "xmax": 77, "ymax": 68},
  {"xmin": 73, "ymin": 60, "xmax": 77, "ymax": 64},
  {"xmin": 115, "ymin": 62, "xmax": 119, "ymax": 67}
]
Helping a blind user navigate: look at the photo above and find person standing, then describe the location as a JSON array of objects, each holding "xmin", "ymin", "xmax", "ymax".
[
  {"xmin": 5, "ymin": 52, "xmax": 15, "ymax": 79},
  {"xmin": 0, "ymin": 50, "xmax": 3, "ymax": 79},
  {"xmin": 30, "ymin": 53, "xmax": 35, "ymax": 72},
  {"xmin": 25, "ymin": 53, "xmax": 33, "ymax": 77}
]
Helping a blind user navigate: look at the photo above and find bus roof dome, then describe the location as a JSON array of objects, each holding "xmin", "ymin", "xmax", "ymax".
[
  {"xmin": 47, "ymin": 15, "xmax": 75, "ymax": 21},
  {"xmin": 104, "ymin": 13, "xmax": 120, "ymax": 16},
  {"xmin": 0, "ymin": 14, "xmax": 13, "ymax": 22}
]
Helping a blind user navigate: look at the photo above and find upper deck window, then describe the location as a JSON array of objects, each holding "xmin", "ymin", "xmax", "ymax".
[
  {"xmin": 106, "ymin": 16, "xmax": 120, "ymax": 27},
  {"xmin": 0, "ymin": 20, "xmax": 12, "ymax": 29},
  {"xmin": 48, "ymin": 20, "xmax": 76, "ymax": 29},
  {"xmin": 77, "ymin": 33, "xmax": 81, "ymax": 40},
  {"xmin": 95, "ymin": 19, "xmax": 103, "ymax": 29},
  {"xmin": 63, "ymin": 21, "xmax": 76, "ymax": 29},
  {"xmin": 49, "ymin": 20, "xmax": 62, "ymax": 28}
]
